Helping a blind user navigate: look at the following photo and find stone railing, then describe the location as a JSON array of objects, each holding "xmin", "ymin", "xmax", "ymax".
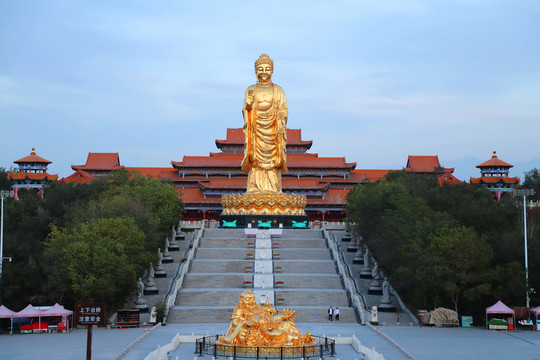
[
  {"xmin": 113, "ymin": 323, "xmax": 162, "ymax": 360},
  {"xmin": 366, "ymin": 323, "xmax": 416, "ymax": 360},
  {"xmin": 143, "ymin": 334, "xmax": 385, "ymax": 360},
  {"xmin": 352, "ymin": 334, "xmax": 386, "ymax": 360},
  {"xmin": 322, "ymin": 227, "xmax": 367, "ymax": 324},
  {"xmin": 180, "ymin": 220, "xmax": 205, "ymax": 229},
  {"xmin": 143, "ymin": 332, "xmax": 182, "ymax": 360},
  {"xmin": 163, "ymin": 227, "xmax": 204, "ymax": 323}
]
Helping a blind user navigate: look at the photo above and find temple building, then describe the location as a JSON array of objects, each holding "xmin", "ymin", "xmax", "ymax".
[
  {"xmin": 403, "ymin": 155, "xmax": 461, "ymax": 185},
  {"xmin": 7, "ymin": 148, "xmax": 58, "ymax": 199},
  {"xmin": 64, "ymin": 129, "xmax": 390, "ymax": 222},
  {"xmin": 172, "ymin": 128, "xmax": 393, "ymax": 221},
  {"xmin": 470, "ymin": 151, "xmax": 520, "ymax": 199},
  {"xmin": 65, "ymin": 152, "xmax": 124, "ymax": 182},
  {"xmin": 62, "ymin": 130, "xmax": 467, "ymax": 222}
]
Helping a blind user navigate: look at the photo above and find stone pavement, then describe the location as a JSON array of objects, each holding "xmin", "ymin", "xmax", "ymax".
[{"xmin": 2, "ymin": 322, "xmax": 540, "ymax": 360}]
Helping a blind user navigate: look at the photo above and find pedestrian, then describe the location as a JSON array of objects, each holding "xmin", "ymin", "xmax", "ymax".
[
  {"xmin": 328, "ymin": 306, "xmax": 333, "ymax": 321},
  {"xmin": 335, "ymin": 307, "xmax": 340, "ymax": 321}
]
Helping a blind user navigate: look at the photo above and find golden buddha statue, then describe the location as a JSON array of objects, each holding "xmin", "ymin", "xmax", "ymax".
[
  {"xmin": 241, "ymin": 54, "xmax": 288, "ymax": 194},
  {"xmin": 220, "ymin": 55, "xmax": 307, "ymax": 216},
  {"xmin": 220, "ymin": 290, "xmax": 313, "ymax": 346}
]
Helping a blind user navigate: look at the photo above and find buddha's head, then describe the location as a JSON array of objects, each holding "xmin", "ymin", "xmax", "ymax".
[{"xmin": 255, "ymin": 54, "xmax": 273, "ymax": 84}]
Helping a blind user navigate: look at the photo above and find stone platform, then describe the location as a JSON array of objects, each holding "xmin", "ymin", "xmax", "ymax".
[{"xmin": 219, "ymin": 214, "xmax": 309, "ymax": 228}]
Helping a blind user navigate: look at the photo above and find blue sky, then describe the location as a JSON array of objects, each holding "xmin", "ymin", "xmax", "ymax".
[{"xmin": 1, "ymin": 0, "xmax": 539, "ymax": 182}]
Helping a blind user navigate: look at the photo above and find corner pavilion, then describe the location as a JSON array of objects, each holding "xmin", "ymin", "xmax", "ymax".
[
  {"xmin": 7, "ymin": 148, "xmax": 58, "ymax": 199},
  {"xmin": 470, "ymin": 151, "xmax": 520, "ymax": 199}
]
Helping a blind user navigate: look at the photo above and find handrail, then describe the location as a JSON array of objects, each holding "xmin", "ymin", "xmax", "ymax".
[
  {"xmin": 322, "ymin": 225, "xmax": 367, "ymax": 324},
  {"xmin": 163, "ymin": 227, "xmax": 204, "ymax": 323},
  {"xmin": 333, "ymin": 235, "xmax": 371, "ymax": 313},
  {"xmin": 144, "ymin": 332, "xmax": 182, "ymax": 360},
  {"xmin": 366, "ymin": 323, "xmax": 416, "ymax": 360},
  {"xmin": 327, "ymin": 225, "xmax": 418, "ymax": 326},
  {"xmin": 113, "ymin": 323, "xmax": 162, "ymax": 360}
]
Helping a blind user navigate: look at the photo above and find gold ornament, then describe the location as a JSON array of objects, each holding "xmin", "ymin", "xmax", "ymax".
[
  {"xmin": 221, "ymin": 193, "xmax": 306, "ymax": 215},
  {"xmin": 219, "ymin": 290, "xmax": 313, "ymax": 346}
]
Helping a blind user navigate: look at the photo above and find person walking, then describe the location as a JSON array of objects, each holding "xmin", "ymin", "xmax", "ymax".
[
  {"xmin": 328, "ymin": 306, "xmax": 333, "ymax": 321},
  {"xmin": 334, "ymin": 307, "xmax": 340, "ymax": 321}
]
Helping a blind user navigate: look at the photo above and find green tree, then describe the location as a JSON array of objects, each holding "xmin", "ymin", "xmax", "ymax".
[
  {"xmin": 523, "ymin": 168, "xmax": 540, "ymax": 194},
  {"xmin": 104, "ymin": 169, "xmax": 183, "ymax": 244},
  {"xmin": 44, "ymin": 217, "xmax": 156, "ymax": 312},
  {"xmin": 427, "ymin": 226, "xmax": 493, "ymax": 313},
  {"xmin": 346, "ymin": 170, "xmax": 524, "ymax": 316},
  {"xmin": 0, "ymin": 167, "xmax": 12, "ymax": 190}
]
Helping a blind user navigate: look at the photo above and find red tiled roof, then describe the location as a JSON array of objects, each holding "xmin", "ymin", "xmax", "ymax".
[
  {"xmin": 62, "ymin": 169, "xmax": 96, "ymax": 184},
  {"xmin": 14, "ymin": 148, "xmax": 52, "ymax": 164},
  {"xmin": 172, "ymin": 153, "xmax": 243, "ymax": 168},
  {"xmin": 7, "ymin": 172, "xmax": 58, "ymax": 181},
  {"xmin": 470, "ymin": 176, "xmax": 520, "ymax": 184},
  {"xmin": 72, "ymin": 153, "xmax": 123, "ymax": 171},
  {"xmin": 125, "ymin": 167, "xmax": 181, "ymax": 180},
  {"xmin": 172, "ymin": 152, "xmax": 356, "ymax": 170},
  {"xmin": 216, "ymin": 128, "xmax": 312, "ymax": 148},
  {"xmin": 288, "ymin": 154, "xmax": 356, "ymax": 169},
  {"xmin": 197, "ymin": 178, "xmax": 330, "ymax": 190},
  {"xmin": 180, "ymin": 187, "xmax": 351, "ymax": 207},
  {"xmin": 349, "ymin": 169, "xmax": 391, "ymax": 182},
  {"xmin": 309, "ymin": 189, "xmax": 351, "ymax": 205},
  {"xmin": 476, "ymin": 151, "xmax": 513, "ymax": 168},
  {"xmin": 438, "ymin": 172, "xmax": 461, "ymax": 185},
  {"xmin": 180, "ymin": 188, "xmax": 221, "ymax": 204},
  {"xmin": 403, "ymin": 155, "xmax": 441, "ymax": 172}
]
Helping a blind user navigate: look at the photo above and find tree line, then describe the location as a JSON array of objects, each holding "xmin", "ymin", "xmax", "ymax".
[
  {"xmin": 0, "ymin": 168, "xmax": 183, "ymax": 315},
  {"xmin": 346, "ymin": 170, "xmax": 540, "ymax": 321}
]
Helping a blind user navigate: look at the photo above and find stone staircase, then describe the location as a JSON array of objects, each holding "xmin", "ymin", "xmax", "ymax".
[
  {"xmin": 125, "ymin": 229, "xmax": 195, "ymax": 325},
  {"xmin": 328, "ymin": 229, "xmax": 417, "ymax": 326},
  {"xmin": 167, "ymin": 228, "xmax": 359, "ymax": 323}
]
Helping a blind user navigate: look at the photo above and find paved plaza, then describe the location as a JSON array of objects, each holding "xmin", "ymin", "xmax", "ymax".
[{"xmin": 1, "ymin": 322, "xmax": 539, "ymax": 360}]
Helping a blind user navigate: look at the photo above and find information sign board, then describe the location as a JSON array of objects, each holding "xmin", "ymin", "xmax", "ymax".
[{"xmin": 75, "ymin": 302, "xmax": 106, "ymax": 326}]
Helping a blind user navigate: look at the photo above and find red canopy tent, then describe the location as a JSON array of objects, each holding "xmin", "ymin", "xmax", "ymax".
[
  {"xmin": 16, "ymin": 304, "xmax": 46, "ymax": 333},
  {"xmin": 531, "ymin": 306, "xmax": 540, "ymax": 330},
  {"xmin": 40, "ymin": 303, "xmax": 73, "ymax": 317},
  {"xmin": 16, "ymin": 304, "xmax": 44, "ymax": 317},
  {"xmin": 40, "ymin": 303, "xmax": 73, "ymax": 331},
  {"xmin": 1, "ymin": 303, "xmax": 73, "ymax": 334},
  {"xmin": 0, "ymin": 305, "xmax": 17, "ymax": 335},
  {"xmin": 0, "ymin": 305, "xmax": 16, "ymax": 318},
  {"xmin": 486, "ymin": 300, "xmax": 516, "ymax": 330}
]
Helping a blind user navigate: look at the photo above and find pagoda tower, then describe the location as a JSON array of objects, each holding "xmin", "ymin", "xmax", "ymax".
[
  {"xmin": 7, "ymin": 148, "xmax": 58, "ymax": 199},
  {"xmin": 470, "ymin": 151, "xmax": 520, "ymax": 200}
]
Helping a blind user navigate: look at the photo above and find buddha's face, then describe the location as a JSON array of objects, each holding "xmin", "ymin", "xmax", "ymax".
[{"xmin": 256, "ymin": 64, "xmax": 273, "ymax": 83}]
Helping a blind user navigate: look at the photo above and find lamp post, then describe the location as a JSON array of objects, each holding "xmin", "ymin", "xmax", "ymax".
[
  {"xmin": 512, "ymin": 188, "xmax": 535, "ymax": 307},
  {"xmin": 0, "ymin": 190, "xmax": 14, "ymax": 283}
]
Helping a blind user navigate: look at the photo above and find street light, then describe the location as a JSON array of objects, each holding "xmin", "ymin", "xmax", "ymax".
[
  {"xmin": 512, "ymin": 188, "xmax": 535, "ymax": 307},
  {"xmin": 0, "ymin": 190, "xmax": 14, "ymax": 283}
]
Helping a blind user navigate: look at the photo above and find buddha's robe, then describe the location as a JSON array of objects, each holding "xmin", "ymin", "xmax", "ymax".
[{"xmin": 241, "ymin": 83, "xmax": 288, "ymax": 194}]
